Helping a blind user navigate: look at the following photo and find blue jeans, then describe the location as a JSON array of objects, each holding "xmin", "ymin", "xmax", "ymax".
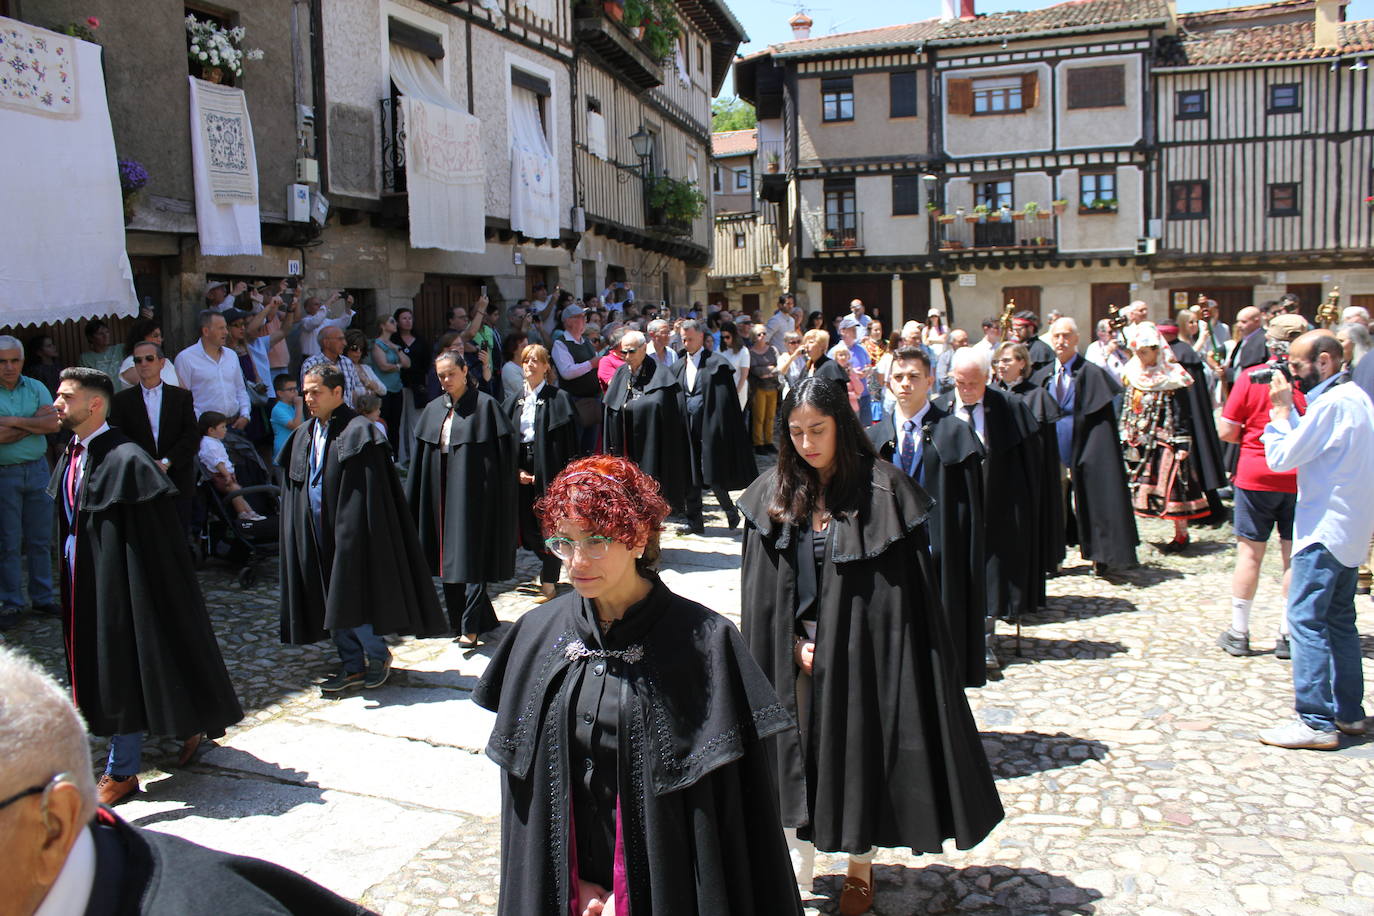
[
  {"xmin": 1288, "ymin": 544, "xmax": 1365, "ymax": 731},
  {"xmin": 106, "ymin": 733, "xmax": 145, "ymax": 777},
  {"xmin": 0, "ymin": 458, "xmax": 56, "ymax": 609},
  {"xmin": 332, "ymin": 624, "xmax": 390, "ymax": 674}
]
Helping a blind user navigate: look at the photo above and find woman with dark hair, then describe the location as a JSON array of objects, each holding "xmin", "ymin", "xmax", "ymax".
[
  {"xmin": 116, "ymin": 318, "xmax": 180, "ymax": 390},
  {"xmin": 994, "ymin": 341, "xmax": 1066, "ymax": 584},
  {"xmin": 390, "ymin": 307, "xmax": 428, "ymax": 466},
  {"xmin": 739, "ymin": 378, "xmax": 1002, "ymax": 914},
  {"xmin": 503, "ymin": 344, "xmax": 578, "ymax": 603},
  {"xmin": 474, "ymin": 455, "xmax": 801, "ymax": 916},
  {"xmin": 719, "ymin": 320, "xmax": 751, "ymax": 411},
  {"xmin": 500, "ymin": 330, "xmax": 529, "ymax": 401},
  {"xmin": 806, "ymin": 310, "xmax": 825, "ymax": 331},
  {"xmin": 370, "ymin": 314, "xmax": 409, "ymax": 452},
  {"xmin": 24, "ymin": 334, "xmax": 63, "ymax": 396}
]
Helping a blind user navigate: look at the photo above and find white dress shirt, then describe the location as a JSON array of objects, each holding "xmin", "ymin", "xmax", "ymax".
[
  {"xmin": 299, "ymin": 308, "xmax": 356, "ymax": 358},
  {"xmin": 1262, "ymin": 378, "xmax": 1374, "ymax": 567},
  {"xmin": 520, "ymin": 381, "xmax": 544, "ymax": 443},
  {"xmin": 552, "ymin": 335, "xmax": 595, "ymax": 381},
  {"xmin": 34, "ymin": 824, "xmax": 96, "ymax": 916},
  {"xmin": 955, "ymin": 398, "xmax": 986, "ymax": 445},
  {"xmin": 141, "ymin": 381, "xmax": 163, "ymax": 445},
  {"xmin": 684, "ymin": 349, "xmax": 703, "ymax": 392},
  {"xmin": 175, "ymin": 341, "xmax": 250, "ymax": 420},
  {"xmin": 116, "ymin": 354, "xmax": 180, "ymax": 391}
]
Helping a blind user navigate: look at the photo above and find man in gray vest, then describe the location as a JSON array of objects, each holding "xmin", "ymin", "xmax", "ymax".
[{"xmin": 550, "ymin": 303, "xmax": 605, "ymax": 454}]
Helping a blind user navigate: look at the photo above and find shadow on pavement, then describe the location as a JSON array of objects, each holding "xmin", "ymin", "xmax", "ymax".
[
  {"xmin": 980, "ymin": 731, "xmax": 1109, "ymax": 780},
  {"xmin": 805, "ymin": 863, "xmax": 1103, "ymax": 914},
  {"xmin": 127, "ymin": 748, "xmax": 325, "ymax": 828},
  {"xmin": 1024, "ymin": 596, "xmax": 1139, "ymax": 624},
  {"xmin": 995, "ymin": 635, "xmax": 1128, "ymax": 667}
]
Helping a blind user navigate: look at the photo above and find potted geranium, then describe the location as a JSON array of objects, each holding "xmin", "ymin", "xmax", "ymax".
[
  {"xmin": 118, "ymin": 158, "xmax": 149, "ymax": 224},
  {"xmin": 926, "ymin": 201, "xmax": 942, "ymax": 219},
  {"xmin": 1052, "ymin": 199, "xmax": 1068, "ymax": 215},
  {"xmin": 61, "ymin": 16, "xmax": 101, "ymax": 41},
  {"xmin": 186, "ymin": 15, "xmax": 264, "ymax": 84}
]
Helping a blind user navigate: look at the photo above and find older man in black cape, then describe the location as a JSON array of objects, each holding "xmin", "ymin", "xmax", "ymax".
[
  {"xmin": 279, "ymin": 364, "xmax": 445, "ymax": 694},
  {"xmin": 937, "ymin": 347, "xmax": 1043, "ymax": 670},
  {"xmin": 671, "ymin": 320, "xmax": 757, "ymax": 534},
  {"xmin": 51, "ymin": 368, "xmax": 242, "ymax": 806},
  {"xmin": 1036, "ymin": 317, "xmax": 1138, "ymax": 573},
  {"xmin": 603, "ymin": 329, "xmax": 688, "ymax": 513},
  {"xmin": 999, "ymin": 371, "xmax": 1067, "ymax": 597},
  {"xmin": 407, "ymin": 350, "xmax": 517, "ymax": 646},
  {"xmin": 868, "ymin": 347, "xmax": 990, "ymax": 688}
]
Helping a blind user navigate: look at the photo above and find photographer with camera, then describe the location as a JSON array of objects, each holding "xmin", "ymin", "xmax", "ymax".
[
  {"xmin": 1255, "ymin": 329, "xmax": 1374, "ymax": 749},
  {"xmin": 1216, "ymin": 315, "xmax": 1309, "ymax": 658}
]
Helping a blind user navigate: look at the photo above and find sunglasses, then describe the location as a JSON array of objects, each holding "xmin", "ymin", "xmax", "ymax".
[
  {"xmin": 132, "ymin": 354, "xmax": 160, "ymax": 364},
  {"xmin": 620, "ymin": 346, "xmax": 640, "ymax": 355}
]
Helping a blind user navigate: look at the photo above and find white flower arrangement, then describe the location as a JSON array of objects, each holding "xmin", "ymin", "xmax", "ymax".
[{"xmin": 185, "ymin": 15, "xmax": 264, "ymax": 78}]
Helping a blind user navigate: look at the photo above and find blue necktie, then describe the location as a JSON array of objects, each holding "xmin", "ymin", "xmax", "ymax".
[{"xmin": 900, "ymin": 419, "xmax": 918, "ymax": 480}]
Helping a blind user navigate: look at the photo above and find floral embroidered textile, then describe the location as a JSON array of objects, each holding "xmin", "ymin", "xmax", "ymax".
[
  {"xmin": 0, "ymin": 18, "xmax": 78, "ymax": 119},
  {"xmin": 191, "ymin": 77, "xmax": 258, "ymax": 205}
]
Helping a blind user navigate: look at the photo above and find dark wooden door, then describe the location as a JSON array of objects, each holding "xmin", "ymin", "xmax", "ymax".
[
  {"xmin": 525, "ymin": 266, "xmax": 551, "ymax": 302},
  {"xmin": 1002, "ymin": 286, "xmax": 1043, "ymax": 321},
  {"xmin": 901, "ymin": 276, "xmax": 932, "ymax": 330},
  {"xmin": 741, "ymin": 293, "xmax": 761, "ymax": 316},
  {"xmin": 1168, "ymin": 286, "xmax": 1253, "ymax": 326},
  {"xmin": 414, "ymin": 275, "xmax": 484, "ymax": 344},
  {"xmin": 1091, "ymin": 283, "xmax": 1131, "ymax": 332},
  {"xmin": 820, "ymin": 276, "xmax": 891, "ymax": 335},
  {"xmin": 1285, "ymin": 283, "xmax": 1323, "ymax": 324}
]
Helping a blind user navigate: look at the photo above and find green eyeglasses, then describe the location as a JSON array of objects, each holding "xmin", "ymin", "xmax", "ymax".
[{"xmin": 544, "ymin": 535, "xmax": 615, "ymax": 561}]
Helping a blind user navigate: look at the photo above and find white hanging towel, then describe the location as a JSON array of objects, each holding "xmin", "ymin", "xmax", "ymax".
[
  {"xmin": 389, "ymin": 45, "xmax": 486, "ymax": 253},
  {"xmin": 586, "ymin": 108, "xmax": 608, "ymax": 160},
  {"xmin": 518, "ymin": 0, "xmax": 558, "ymax": 21},
  {"xmin": 509, "ymin": 85, "xmax": 560, "ymax": 240},
  {"xmin": 188, "ymin": 75, "xmax": 261, "ymax": 256},
  {"xmin": 0, "ymin": 19, "xmax": 136, "ymax": 325}
]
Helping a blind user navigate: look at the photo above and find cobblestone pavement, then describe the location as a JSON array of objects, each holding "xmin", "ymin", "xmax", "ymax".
[{"xmin": 4, "ymin": 498, "xmax": 1373, "ymax": 915}]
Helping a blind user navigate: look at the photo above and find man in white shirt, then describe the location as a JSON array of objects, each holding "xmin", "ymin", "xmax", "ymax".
[
  {"xmin": 1258, "ymin": 330, "xmax": 1374, "ymax": 750},
  {"xmin": 970, "ymin": 317, "xmax": 1002, "ymax": 359},
  {"xmin": 174, "ymin": 310, "xmax": 250, "ymax": 427},
  {"xmin": 646, "ymin": 318, "xmax": 678, "ymax": 367},
  {"xmin": 847, "ymin": 298, "xmax": 873, "ymax": 330},
  {"xmin": 1084, "ymin": 319, "xmax": 1128, "ymax": 382},
  {"xmin": 297, "ymin": 291, "xmax": 356, "ymax": 360},
  {"xmin": 765, "ymin": 295, "xmax": 793, "ymax": 352}
]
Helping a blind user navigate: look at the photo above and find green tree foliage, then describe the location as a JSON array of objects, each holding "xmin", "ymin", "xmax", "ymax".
[{"xmin": 712, "ymin": 97, "xmax": 757, "ymax": 133}]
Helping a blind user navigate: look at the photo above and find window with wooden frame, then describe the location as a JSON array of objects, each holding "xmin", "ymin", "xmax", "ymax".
[
  {"xmin": 824, "ymin": 179, "xmax": 858, "ymax": 241},
  {"xmin": 1167, "ymin": 180, "xmax": 1209, "ymax": 219},
  {"xmin": 890, "ymin": 71, "xmax": 918, "ymax": 118},
  {"xmin": 892, "ymin": 175, "xmax": 921, "ymax": 216},
  {"xmin": 1065, "ymin": 65, "xmax": 1125, "ymax": 109},
  {"xmin": 1267, "ymin": 182, "xmax": 1300, "ymax": 217},
  {"xmin": 734, "ymin": 231, "xmax": 746, "ymax": 249},
  {"xmin": 948, "ymin": 73, "xmax": 1037, "ymax": 116},
  {"xmin": 978, "ymin": 179, "xmax": 1013, "ymax": 210},
  {"xmin": 1176, "ymin": 89, "xmax": 1208, "ymax": 119},
  {"xmin": 734, "ymin": 167, "xmax": 750, "ymax": 191},
  {"xmin": 1267, "ymin": 83, "xmax": 1301, "ymax": 113},
  {"xmin": 821, "ymin": 77, "xmax": 854, "ymax": 122},
  {"xmin": 1079, "ymin": 171, "xmax": 1117, "ymax": 211}
]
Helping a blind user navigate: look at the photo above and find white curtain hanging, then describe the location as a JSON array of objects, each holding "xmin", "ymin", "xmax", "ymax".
[
  {"xmin": 389, "ymin": 44, "xmax": 486, "ymax": 253},
  {"xmin": 586, "ymin": 108, "xmax": 608, "ymax": 160},
  {"xmin": 676, "ymin": 41, "xmax": 690, "ymax": 87},
  {"xmin": 509, "ymin": 86, "xmax": 560, "ymax": 240},
  {"xmin": 518, "ymin": 0, "xmax": 558, "ymax": 21}
]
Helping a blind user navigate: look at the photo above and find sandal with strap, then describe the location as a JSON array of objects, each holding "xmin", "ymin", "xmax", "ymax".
[{"xmin": 839, "ymin": 875, "xmax": 873, "ymax": 916}]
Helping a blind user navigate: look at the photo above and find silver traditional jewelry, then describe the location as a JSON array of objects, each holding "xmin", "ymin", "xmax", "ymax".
[{"xmin": 564, "ymin": 638, "xmax": 644, "ymax": 664}]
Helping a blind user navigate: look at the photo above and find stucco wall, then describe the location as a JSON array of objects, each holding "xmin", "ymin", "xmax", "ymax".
[
  {"xmin": 1056, "ymin": 54, "xmax": 1143, "ymax": 150},
  {"xmin": 942, "ymin": 62, "xmax": 1053, "ymax": 158},
  {"xmin": 1058, "ymin": 166, "xmax": 1142, "ymax": 253},
  {"xmin": 942, "ymin": 264, "xmax": 1142, "ymax": 335},
  {"xmin": 798, "ymin": 70, "xmax": 927, "ymax": 164}
]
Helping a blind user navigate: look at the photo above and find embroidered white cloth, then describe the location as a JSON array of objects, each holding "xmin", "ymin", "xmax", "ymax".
[
  {"xmin": 509, "ymin": 85, "xmax": 560, "ymax": 240},
  {"xmin": 389, "ymin": 45, "xmax": 486, "ymax": 253},
  {"xmin": 518, "ymin": 0, "xmax": 558, "ymax": 21},
  {"xmin": 0, "ymin": 18, "xmax": 78, "ymax": 118},
  {"xmin": 0, "ymin": 22, "xmax": 135, "ymax": 326},
  {"xmin": 676, "ymin": 41, "xmax": 690, "ymax": 87},
  {"xmin": 188, "ymin": 76, "xmax": 261, "ymax": 255}
]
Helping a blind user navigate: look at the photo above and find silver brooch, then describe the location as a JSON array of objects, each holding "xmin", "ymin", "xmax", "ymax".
[{"xmin": 564, "ymin": 639, "xmax": 645, "ymax": 665}]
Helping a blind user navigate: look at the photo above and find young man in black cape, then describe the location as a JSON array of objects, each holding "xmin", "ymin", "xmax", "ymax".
[
  {"xmin": 50, "ymin": 368, "xmax": 242, "ymax": 806},
  {"xmin": 407, "ymin": 350, "xmax": 518, "ymax": 646},
  {"xmin": 670, "ymin": 320, "xmax": 757, "ymax": 534},
  {"xmin": 602, "ymin": 329, "xmax": 688, "ymax": 513},
  {"xmin": 1011, "ymin": 311, "xmax": 1057, "ymax": 376},
  {"xmin": 868, "ymin": 347, "xmax": 989, "ymax": 687},
  {"xmin": 937, "ymin": 347, "xmax": 1044, "ymax": 672},
  {"xmin": 1036, "ymin": 317, "xmax": 1138, "ymax": 573},
  {"xmin": 279, "ymin": 364, "xmax": 445, "ymax": 694},
  {"xmin": 1, "ymin": 645, "xmax": 373, "ymax": 916}
]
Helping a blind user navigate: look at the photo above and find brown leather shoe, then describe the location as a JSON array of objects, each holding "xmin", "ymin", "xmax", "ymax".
[
  {"xmin": 177, "ymin": 733, "xmax": 203, "ymax": 767},
  {"xmin": 96, "ymin": 774, "xmax": 139, "ymax": 807},
  {"xmin": 838, "ymin": 875, "xmax": 873, "ymax": 916}
]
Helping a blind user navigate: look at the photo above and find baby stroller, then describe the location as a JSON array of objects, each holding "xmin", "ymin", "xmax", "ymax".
[{"xmin": 191, "ymin": 429, "xmax": 280, "ymax": 589}]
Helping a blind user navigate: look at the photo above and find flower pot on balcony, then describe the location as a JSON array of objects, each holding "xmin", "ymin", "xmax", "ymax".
[
  {"xmin": 202, "ymin": 66, "xmax": 225, "ymax": 84},
  {"xmin": 1037, "ymin": 211, "xmax": 1053, "ymax": 220},
  {"xmin": 987, "ymin": 212, "xmax": 1001, "ymax": 222},
  {"xmin": 965, "ymin": 216, "xmax": 979, "ymax": 224},
  {"xmin": 1052, "ymin": 201, "xmax": 1067, "ymax": 215},
  {"xmin": 766, "ymin": 162, "xmax": 779, "ymax": 174},
  {"xmin": 631, "ymin": 24, "xmax": 646, "ymax": 39},
  {"xmin": 1011, "ymin": 211, "xmax": 1025, "ymax": 221},
  {"xmin": 842, "ymin": 237, "xmax": 856, "ymax": 248},
  {"xmin": 603, "ymin": 1, "xmax": 625, "ymax": 22},
  {"xmin": 938, "ymin": 215, "xmax": 955, "ymax": 224}
]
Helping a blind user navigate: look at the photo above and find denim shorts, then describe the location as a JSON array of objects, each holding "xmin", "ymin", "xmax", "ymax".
[{"xmin": 1233, "ymin": 486, "xmax": 1296, "ymax": 542}]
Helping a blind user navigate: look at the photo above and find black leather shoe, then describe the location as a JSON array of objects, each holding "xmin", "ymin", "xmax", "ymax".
[
  {"xmin": 678, "ymin": 521, "xmax": 705, "ymax": 536},
  {"xmin": 725, "ymin": 508, "xmax": 740, "ymax": 530}
]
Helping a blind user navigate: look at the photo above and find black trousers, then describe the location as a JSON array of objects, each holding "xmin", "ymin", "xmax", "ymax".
[
  {"xmin": 380, "ymin": 391, "xmax": 403, "ymax": 452},
  {"xmin": 442, "ymin": 582, "xmax": 498, "ymax": 637},
  {"xmin": 518, "ymin": 443, "xmax": 562, "ymax": 584},
  {"xmin": 684, "ymin": 483, "xmax": 735, "ymax": 526}
]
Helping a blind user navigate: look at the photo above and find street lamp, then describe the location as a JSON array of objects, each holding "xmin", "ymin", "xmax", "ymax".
[{"xmin": 629, "ymin": 125, "xmax": 654, "ymax": 175}]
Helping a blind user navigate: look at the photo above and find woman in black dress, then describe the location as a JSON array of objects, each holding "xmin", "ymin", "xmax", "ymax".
[
  {"xmin": 739, "ymin": 378, "xmax": 1002, "ymax": 915},
  {"xmin": 502, "ymin": 344, "xmax": 578, "ymax": 602},
  {"xmin": 390, "ymin": 307, "xmax": 429, "ymax": 466},
  {"xmin": 474, "ymin": 455, "xmax": 801, "ymax": 916}
]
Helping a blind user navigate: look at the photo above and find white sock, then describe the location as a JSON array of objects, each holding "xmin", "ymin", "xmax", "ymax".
[
  {"xmin": 1230, "ymin": 597, "xmax": 1252, "ymax": 634},
  {"xmin": 1279, "ymin": 613, "xmax": 1290, "ymax": 638}
]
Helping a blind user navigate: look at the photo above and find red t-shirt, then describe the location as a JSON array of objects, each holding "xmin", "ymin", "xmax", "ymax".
[{"xmin": 1221, "ymin": 364, "xmax": 1306, "ymax": 493}]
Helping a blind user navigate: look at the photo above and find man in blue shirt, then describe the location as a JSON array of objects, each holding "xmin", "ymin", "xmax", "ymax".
[
  {"xmin": 0, "ymin": 336, "xmax": 61, "ymax": 629},
  {"xmin": 1259, "ymin": 330, "xmax": 1374, "ymax": 750},
  {"xmin": 269, "ymin": 374, "xmax": 303, "ymax": 462}
]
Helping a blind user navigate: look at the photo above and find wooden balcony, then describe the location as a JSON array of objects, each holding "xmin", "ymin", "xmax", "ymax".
[
  {"xmin": 573, "ymin": 9, "xmax": 663, "ymax": 92},
  {"xmin": 936, "ymin": 212, "xmax": 1057, "ymax": 259}
]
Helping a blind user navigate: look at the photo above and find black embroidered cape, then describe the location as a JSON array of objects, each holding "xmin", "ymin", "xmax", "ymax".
[{"xmin": 603, "ymin": 357, "xmax": 689, "ymax": 513}]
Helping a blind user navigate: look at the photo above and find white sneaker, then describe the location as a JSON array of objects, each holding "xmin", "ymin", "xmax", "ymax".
[
  {"xmin": 1336, "ymin": 717, "xmax": 1372, "ymax": 736},
  {"xmin": 1257, "ymin": 719, "xmax": 1340, "ymax": 750}
]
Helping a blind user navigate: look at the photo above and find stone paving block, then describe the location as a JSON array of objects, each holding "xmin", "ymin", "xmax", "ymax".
[{"xmin": 304, "ymin": 686, "xmax": 496, "ymax": 753}]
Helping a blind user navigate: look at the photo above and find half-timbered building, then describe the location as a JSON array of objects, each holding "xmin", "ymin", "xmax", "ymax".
[{"xmin": 707, "ymin": 129, "xmax": 786, "ymax": 311}]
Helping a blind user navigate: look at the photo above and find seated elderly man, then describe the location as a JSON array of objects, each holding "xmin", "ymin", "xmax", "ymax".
[{"xmin": 0, "ymin": 645, "xmax": 372, "ymax": 915}]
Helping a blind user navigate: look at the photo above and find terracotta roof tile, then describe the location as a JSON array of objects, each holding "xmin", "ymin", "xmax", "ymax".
[
  {"xmin": 711, "ymin": 129, "xmax": 757, "ymax": 157},
  {"xmin": 1166, "ymin": 18, "xmax": 1374, "ymax": 65}
]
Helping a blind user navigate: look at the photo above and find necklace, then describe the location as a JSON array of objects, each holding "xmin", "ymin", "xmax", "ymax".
[{"xmin": 597, "ymin": 617, "xmax": 614, "ymax": 634}]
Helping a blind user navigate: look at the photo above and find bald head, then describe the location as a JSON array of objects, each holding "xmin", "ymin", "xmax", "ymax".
[{"xmin": 1235, "ymin": 306, "xmax": 1262, "ymax": 338}]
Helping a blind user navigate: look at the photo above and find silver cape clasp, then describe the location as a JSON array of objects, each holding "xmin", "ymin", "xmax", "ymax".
[{"xmin": 564, "ymin": 638, "xmax": 645, "ymax": 665}]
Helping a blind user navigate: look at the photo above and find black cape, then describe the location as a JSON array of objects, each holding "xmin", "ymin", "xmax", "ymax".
[
  {"xmin": 50, "ymin": 430, "xmax": 242, "ymax": 740},
  {"xmin": 473, "ymin": 578, "xmax": 801, "ymax": 916},
  {"xmin": 278, "ymin": 406, "xmax": 446, "ymax": 644},
  {"xmin": 803, "ymin": 354, "xmax": 850, "ymax": 397},
  {"xmin": 603, "ymin": 357, "xmax": 689, "ymax": 512},
  {"xmin": 1004, "ymin": 379, "xmax": 1067, "ymax": 586},
  {"xmin": 738, "ymin": 459, "xmax": 1004, "ymax": 854},
  {"xmin": 1033, "ymin": 355, "xmax": 1138, "ymax": 568},
  {"xmin": 1024, "ymin": 337, "xmax": 1057, "ymax": 376},
  {"xmin": 86, "ymin": 808, "xmax": 371, "ymax": 916},
  {"xmin": 407, "ymin": 388, "xmax": 518, "ymax": 584},
  {"xmin": 671, "ymin": 351, "xmax": 758, "ymax": 490},
  {"xmin": 502, "ymin": 383, "xmax": 579, "ymax": 489},
  {"xmin": 1168, "ymin": 340, "xmax": 1228, "ymax": 492},
  {"xmin": 868, "ymin": 405, "xmax": 988, "ymax": 688}
]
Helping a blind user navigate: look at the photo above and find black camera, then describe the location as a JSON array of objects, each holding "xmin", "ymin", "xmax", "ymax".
[{"xmin": 1249, "ymin": 358, "xmax": 1288, "ymax": 385}]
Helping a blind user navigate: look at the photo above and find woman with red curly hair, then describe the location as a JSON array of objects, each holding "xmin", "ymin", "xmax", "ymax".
[{"xmin": 474, "ymin": 455, "xmax": 802, "ymax": 916}]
